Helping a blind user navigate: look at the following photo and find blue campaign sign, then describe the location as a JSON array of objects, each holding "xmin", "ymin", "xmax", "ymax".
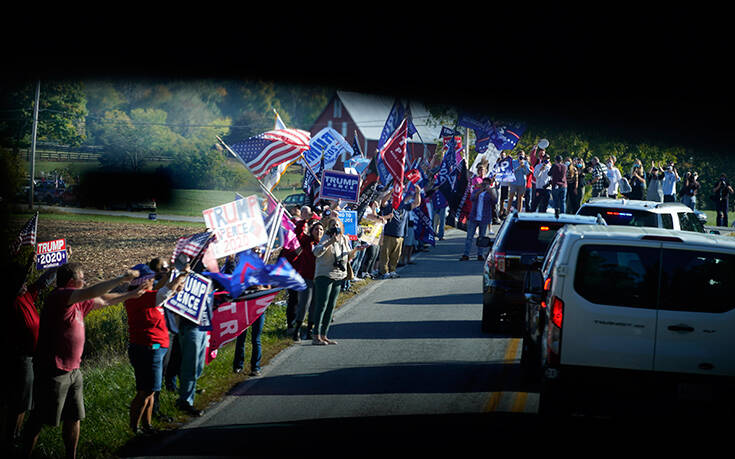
[
  {"xmin": 320, "ymin": 170, "xmax": 361, "ymax": 203},
  {"xmin": 164, "ymin": 272, "xmax": 212, "ymax": 325},
  {"xmin": 36, "ymin": 239, "xmax": 68, "ymax": 270},
  {"xmin": 337, "ymin": 210, "xmax": 358, "ymax": 241},
  {"xmin": 302, "ymin": 127, "xmax": 353, "ymax": 173}
]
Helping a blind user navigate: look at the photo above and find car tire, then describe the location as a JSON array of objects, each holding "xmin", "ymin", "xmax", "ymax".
[
  {"xmin": 520, "ymin": 336, "xmax": 541, "ymax": 385},
  {"xmin": 538, "ymin": 377, "xmax": 570, "ymax": 418}
]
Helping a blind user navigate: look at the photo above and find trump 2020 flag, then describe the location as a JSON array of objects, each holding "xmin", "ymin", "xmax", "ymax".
[
  {"xmin": 489, "ymin": 120, "xmax": 525, "ymax": 151},
  {"xmin": 264, "ymin": 257, "xmax": 306, "ymax": 291},
  {"xmin": 203, "ymin": 250, "xmax": 266, "ymax": 298}
]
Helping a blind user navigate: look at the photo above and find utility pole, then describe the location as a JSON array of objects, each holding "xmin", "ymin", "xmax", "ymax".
[{"xmin": 28, "ymin": 80, "xmax": 40, "ymax": 209}]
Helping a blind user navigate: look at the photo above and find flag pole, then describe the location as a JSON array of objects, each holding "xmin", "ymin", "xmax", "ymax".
[
  {"xmin": 216, "ymin": 135, "xmax": 293, "ymax": 220},
  {"xmin": 263, "ymin": 204, "xmax": 284, "ymax": 262}
]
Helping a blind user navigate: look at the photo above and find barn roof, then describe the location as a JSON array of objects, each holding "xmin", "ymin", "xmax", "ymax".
[{"xmin": 336, "ymin": 90, "xmax": 442, "ymax": 145}]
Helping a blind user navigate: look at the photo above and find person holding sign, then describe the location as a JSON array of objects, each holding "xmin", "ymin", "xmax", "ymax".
[
  {"xmin": 23, "ymin": 264, "xmax": 146, "ymax": 459},
  {"xmin": 124, "ymin": 262, "xmax": 189, "ymax": 435},
  {"xmin": 311, "ymin": 217, "xmax": 366, "ymax": 345},
  {"xmin": 6, "ymin": 246, "xmax": 71, "ymax": 448}
]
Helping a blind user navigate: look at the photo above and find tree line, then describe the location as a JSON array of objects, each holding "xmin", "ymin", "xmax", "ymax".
[{"xmin": 1, "ymin": 79, "xmax": 732, "ymax": 211}]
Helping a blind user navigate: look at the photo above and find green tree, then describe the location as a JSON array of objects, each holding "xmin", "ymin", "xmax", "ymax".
[
  {"xmin": 0, "ymin": 80, "xmax": 88, "ymax": 154},
  {"xmin": 95, "ymin": 109, "xmax": 183, "ymax": 171}
]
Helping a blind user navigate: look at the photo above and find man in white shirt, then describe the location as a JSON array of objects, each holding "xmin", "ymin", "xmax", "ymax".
[
  {"xmin": 662, "ymin": 163, "xmax": 680, "ymax": 202},
  {"xmin": 531, "ymin": 155, "xmax": 551, "ymax": 212},
  {"xmin": 607, "ymin": 156, "xmax": 623, "ymax": 198}
]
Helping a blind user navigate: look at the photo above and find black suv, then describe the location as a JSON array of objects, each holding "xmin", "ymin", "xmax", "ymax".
[{"xmin": 481, "ymin": 211, "xmax": 605, "ymax": 332}]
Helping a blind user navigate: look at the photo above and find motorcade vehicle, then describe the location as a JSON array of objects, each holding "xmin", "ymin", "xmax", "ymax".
[
  {"xmin": 34, "ymin": 181, "xmax": 65, "ymax": 204},
  {"xmin": 521, "ymin": 224, "xmax": 735, "ymax": 416},
  {"xmin": 106, "ymin": 198, "xmax": 157, "ymax": 212},
  {"xmin": 283, "ymin": 192, "xmax": 306, "ymax": 207},
  {"xmin": 576, "ymin": 198, "xmax": 709, "ymax": 233},
  {"xmin": 480, "ymin": 210, "xmax": 605, "ymax": 332}
]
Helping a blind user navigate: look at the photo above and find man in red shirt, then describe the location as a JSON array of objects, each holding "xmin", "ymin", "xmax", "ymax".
[{"xmin": 22, "ymin": 263, "xmax": 147, "ymax": 459}]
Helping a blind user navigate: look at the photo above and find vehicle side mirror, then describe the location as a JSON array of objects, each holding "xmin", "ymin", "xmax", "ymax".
[
  {"xmin": 476, "ymin": 236, "xmax": 493, "ymax": 248},
  {"xmin": 710, "ymin": 230, "xmax": 721, "ymax": 235}
]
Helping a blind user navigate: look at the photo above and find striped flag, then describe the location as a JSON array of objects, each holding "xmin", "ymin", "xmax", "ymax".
[
  {"xmin": 380, "ymin": 117, "xmax": 408, "ymax": 209},
  {"xmin": 261, "ymin": 110, "xmax": 300, "ymax": 191},
  {"xmin": 12, "ymin": 212, "xmax": 38, "ymax": 254},
  {"xmin": 230, "ymin": 128, "xmax": 311, "ymax": 181},
  {"xmin": 171, "ymin": 230, "xmax": 215, "ymax": 264}
]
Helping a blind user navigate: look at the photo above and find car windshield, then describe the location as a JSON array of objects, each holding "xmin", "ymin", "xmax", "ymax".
[
  {"xmin": 577, "ymin": 206, "xmax": 659, "ymax": 227},
  {"xmin": 502, "ymin": 221, "xmax": 568, "ymax": 253}
]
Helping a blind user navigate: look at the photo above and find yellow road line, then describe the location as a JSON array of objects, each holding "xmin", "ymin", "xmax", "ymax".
[{"xmin": 484, "ymin": 338, "xmax": 521, "ymax": 412}]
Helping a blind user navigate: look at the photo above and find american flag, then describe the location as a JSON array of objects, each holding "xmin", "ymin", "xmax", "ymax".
[
  {"xmin": 171, "ymin": 230, "xmax": 215, "ymax": 264},
  {"xmin": 12, "ymin": 212, "xmax": 38, "ymax": 254},
  {"xmin": 230, "ymin": 129, "xmax": 311, "ymax": 181}
]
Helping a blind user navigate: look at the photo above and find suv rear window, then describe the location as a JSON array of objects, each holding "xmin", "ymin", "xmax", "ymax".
[
  {"xmin": 574, "ymin": 244, "xmax": 660, "ymax": 308},
  {"xmin": 502, "ymin": 221, "xmax": 567, "ymax": 253},
  {"xmin": 577, "ymin": 206, "xmax": 659, "ymax": 227}
]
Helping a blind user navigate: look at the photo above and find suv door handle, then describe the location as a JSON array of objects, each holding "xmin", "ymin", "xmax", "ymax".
[{"xmin": 668, "ymin": 324, "xmax": 694, "ymax": 333}]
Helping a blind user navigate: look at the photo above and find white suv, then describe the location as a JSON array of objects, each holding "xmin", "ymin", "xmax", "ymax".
[
  {"xmin": 528, "ymin": 224, "xmax": 735, "ymax": 416},
  {"xmin": 576, "ymin": 198, "xmax": 708, "ymax": 233}
]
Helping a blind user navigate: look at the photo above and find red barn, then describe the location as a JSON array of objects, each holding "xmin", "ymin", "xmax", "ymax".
[{"xmin": 309, "ymin": 91, "xmax": 442, "ymax": 163}]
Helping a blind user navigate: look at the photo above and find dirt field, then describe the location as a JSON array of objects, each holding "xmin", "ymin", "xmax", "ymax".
[{"xmin": 23, "ymin": 217, "xmax": 204, "ymax": 285}]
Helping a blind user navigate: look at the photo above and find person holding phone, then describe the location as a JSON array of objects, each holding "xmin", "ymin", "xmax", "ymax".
[
  {"xmin": 461, "ymin": 177, "xmax": 497, "ymax": 261},
  {"xmin": 310, "ymin": 217, "xmax": 366, "ymax": 345}
]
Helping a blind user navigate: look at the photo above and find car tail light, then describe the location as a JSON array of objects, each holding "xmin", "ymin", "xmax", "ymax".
[
  {"xmin": 543, "ymin": 277, "xmax": 551, "ymax": 292},
  {"xmin": 551, "ymin": 296, "xmax": 564, "ymax": 328},
  {"xmin": 493, "ymin": 252, "xmax": 506, "ymax": 273}
]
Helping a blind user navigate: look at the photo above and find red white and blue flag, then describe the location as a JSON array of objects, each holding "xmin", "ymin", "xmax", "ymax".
[
  {"xmin": 12, "ymin": 212, "xmax": 38, "ymax": 254},
  {"xmin": 171, "ymin": 230, "xmax": 215, "ymax": 263},
  {"xmin": 231, "ymin": 129, "xmax": 311, "ymax": 181},
  {"xmin": 380, "ymin": 117, "xmax": 408, "ymax": 209}
]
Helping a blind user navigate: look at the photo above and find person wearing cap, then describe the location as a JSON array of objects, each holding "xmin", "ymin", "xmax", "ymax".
[
  {"xmin": 23, "ymin": 264, "xmax": 145, "ymax": 459},
  {"xmin": 662, "ymin": 162, "xmax": 680, "ymax": 202},
  {"xmin": 124, "ymin": 262, "xmax": 189, "ymax": 434},
  {"xmin": 550, "ymin": 155, "xmax": 568, "ymax": 214},
  {"xmin": 646, "ymin": 161, "xmax": 665, "ymax": 202}
]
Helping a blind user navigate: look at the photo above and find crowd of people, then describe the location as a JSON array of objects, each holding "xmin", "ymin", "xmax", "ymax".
[
  {"xmin": 484, "ymin": 148, "xmax": 734, "ymax": 226},
  {"xmin": 5, "ymin": 241, "xmax": 243, "ymax": 458}
]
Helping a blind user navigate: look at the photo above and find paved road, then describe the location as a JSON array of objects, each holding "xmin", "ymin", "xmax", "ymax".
[
  {"xmin": 120, "ymin": 225, "xmax": 728, "ymax": 458},
  {"xmin": 121, "ymin": 226, "xmax": 543, "ymax": 457}
]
